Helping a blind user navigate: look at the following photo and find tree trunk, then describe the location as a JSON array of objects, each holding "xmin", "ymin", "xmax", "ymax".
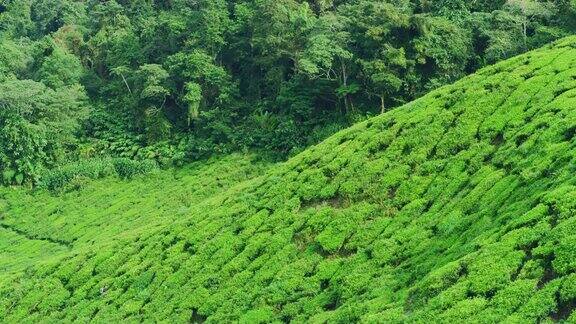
[
  {"xmin": 343, "ymin": 97, "xmax": 349, "ymax": 114},
  {"xmin": 380, "ymin": 96, "xmax": 385, "ymax": 114},
  {"xmin": 349, "ymin": 96, "xmax": 355, "ymax": 113},
  {"xmin": 119, "ymin": 72, "xmax": 132, "ymax": 95},
  {"xmin": 522, "ymin": 21, "xmax": 527, "ymax": 50},
  {"xmin": 341, "ymin": 60, "xmax": 349, "ymax": 114}
]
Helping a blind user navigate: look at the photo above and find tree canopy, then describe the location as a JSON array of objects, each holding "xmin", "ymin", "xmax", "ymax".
[{"xmin": 0, "ymin": 0, "xmax": 575, "ymax": 183}]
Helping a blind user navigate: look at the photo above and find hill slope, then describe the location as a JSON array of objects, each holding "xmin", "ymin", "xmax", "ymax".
[{"xmin": 2, "ymin": 37, "xmax": 576, "ymax": 322}]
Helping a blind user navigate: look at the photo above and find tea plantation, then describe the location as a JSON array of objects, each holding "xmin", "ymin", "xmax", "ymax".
[{"xmin": 2, "ymin": 37, "xmax": 576, "ymax": 322}]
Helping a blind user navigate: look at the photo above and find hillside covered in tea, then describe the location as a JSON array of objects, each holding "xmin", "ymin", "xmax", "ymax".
[{"xmin": 2, "ymin": 37, "xmax": 576, "ymax": 322}]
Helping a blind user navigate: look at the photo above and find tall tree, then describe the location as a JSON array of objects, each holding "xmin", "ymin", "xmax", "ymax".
[
  {"xmin": 504, "ymin": 0, "xmax": 556, "ymax": 49},
  {"xmin": 0, "ymin": 80, "xmax": 87, "ymax": 184},
  {"xmin": 134, "ymin": 64, "xmax": 171, "ymax": 142},
  {"xmin": 37, "ymin": 46, "xmax": 84, "ymax": 88},
  {"xmin": 296, "ymin": 12, "xmax": 354, "ymax": 113},
  {"xmin": 359, "ymin": 45, "xmax": 407, "ymax": 113}
]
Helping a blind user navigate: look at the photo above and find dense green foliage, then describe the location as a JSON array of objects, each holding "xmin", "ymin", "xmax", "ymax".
[
  {"xmin": 1, "ymin": 0, "xmax": 576, "ymax": 184},
  {"xmin": 0, "ymin": 70, "xmax": 87, "ymax": 185},
  {"xmin": 1, "ymin": 37, "xmax": 576, "ymax": 321},
  {"xmin": 37, "ymin": 157, "xmax": 159, "ymax": 192}
]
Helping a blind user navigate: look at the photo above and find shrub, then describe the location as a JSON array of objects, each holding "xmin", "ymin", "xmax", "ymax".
[
  {"xmin": 38, "ymin": 158, "xmax": 158, "ymax": 192},
  {"xmin": 112, "ymin": 158, "xmax": 158, "ymax": 179}
]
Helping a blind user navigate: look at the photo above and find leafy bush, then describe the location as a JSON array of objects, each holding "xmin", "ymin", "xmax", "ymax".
[
  {"xmin": 38, "ymin": 158, "xmax": 158, "ymax": 192},
  {"xmin": 111, "ymin": 158, "xmax": 158, "ymax": 179}
]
